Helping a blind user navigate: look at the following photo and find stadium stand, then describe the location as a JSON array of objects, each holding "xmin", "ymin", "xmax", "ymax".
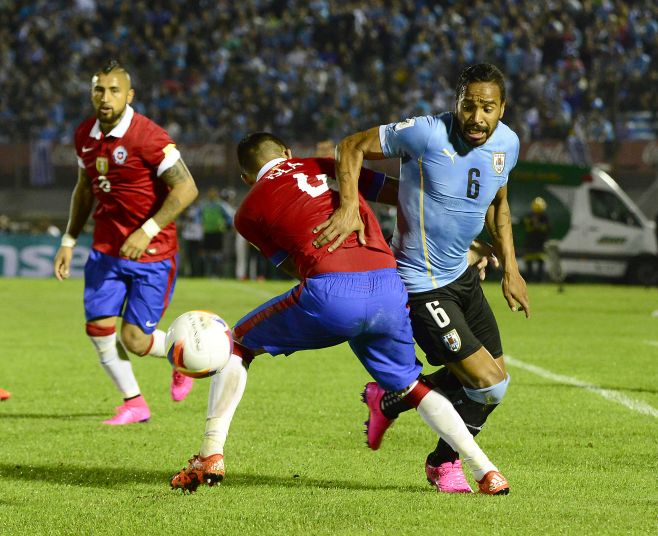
[{"xmin": 1, "ymin": 0, "xmax": 656, "ymax": 146}]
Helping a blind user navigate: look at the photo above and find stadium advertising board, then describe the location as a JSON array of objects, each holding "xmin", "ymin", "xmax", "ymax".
[{"xmin": 0, "ymin": 234, "xmax": 91, "ymax": 277}]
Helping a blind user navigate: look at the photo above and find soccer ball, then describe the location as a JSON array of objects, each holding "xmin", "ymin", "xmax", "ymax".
[{"xmin": 165, "ymin": 310, "xmax": 233, "ymax": 378}]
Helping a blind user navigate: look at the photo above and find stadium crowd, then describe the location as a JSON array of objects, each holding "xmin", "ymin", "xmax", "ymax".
[{"xmin": 1, "ymin": 0, "xmax": 656, "ymax": 146}]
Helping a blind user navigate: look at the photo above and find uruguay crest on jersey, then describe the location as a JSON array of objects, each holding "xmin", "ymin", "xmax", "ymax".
[
  {"xmin": 441, "ymin": 329, "xmax": 461, "ymax": 352},
  {"xmin": 493, "ymin": 152, "xmax": 506, "ymax": 174}
]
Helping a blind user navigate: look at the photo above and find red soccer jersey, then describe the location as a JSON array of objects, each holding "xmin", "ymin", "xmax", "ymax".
[
  {"xmin": 234, "ymin": 157, "xmax": 396, "ymax": 279},
  {"xmin": 74, "ymin": 106, "xmax": 180, "ymax": 262}
]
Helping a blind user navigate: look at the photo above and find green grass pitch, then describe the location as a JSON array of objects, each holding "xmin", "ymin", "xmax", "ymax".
[{"xmin": 1, "ymin": 277, "xmax": 656, "ymax": 535}]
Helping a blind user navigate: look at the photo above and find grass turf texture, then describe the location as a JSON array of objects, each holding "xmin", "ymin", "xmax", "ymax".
[{"xmin": 1, "ymin": 277, "xmax": 656, "ymax": 535}]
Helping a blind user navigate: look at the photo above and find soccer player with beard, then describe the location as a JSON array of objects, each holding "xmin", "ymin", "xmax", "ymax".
[
  {"xmin": 313, "ymin": 64, "xmax": 529, "ymax": 493},
  {"xmin": 170, "ymin": 132, "xmax": 510, "ymax": 495},
  {"xmin": 53, "ymin": 60, "xmax": 199, "ymax": 425}
]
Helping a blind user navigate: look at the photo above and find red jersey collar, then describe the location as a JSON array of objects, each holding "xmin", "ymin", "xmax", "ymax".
[{"xmin": 256, "ymin": 157, "xmax": 288, "ymax": 182}]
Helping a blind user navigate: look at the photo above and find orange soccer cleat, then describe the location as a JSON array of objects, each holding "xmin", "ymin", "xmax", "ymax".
[
  {"xmin": 170, "ymin": 453, "xmax": 225, "ymax": 493},
  {"xmin": 477, "ymin": 470, "xmax": 510, "ymax": 495},
  {"xmin": 0, "ymin": 388, "xmax": 11, "ymax": 401}
]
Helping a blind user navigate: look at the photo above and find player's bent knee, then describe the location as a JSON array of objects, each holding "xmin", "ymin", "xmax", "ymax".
[
  {"xmin": 120, "ymin": 326, "xmax": 151, "ymax": 355},
  {"xmin": 463, "ymin": 374, "xmax": 510, "ymax": 405}
]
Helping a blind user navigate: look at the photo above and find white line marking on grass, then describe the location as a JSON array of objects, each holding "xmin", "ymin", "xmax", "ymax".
[
  {"xmin": 642, "ymin": 340, "xmax": 658, "ymax": 348},
  {"xmin": 222, "ymin": 281, "xmax": 278, "ymax": 299},
  {"xmin": 505, "ymin": 355, "xmax": 658, "ymax": 418}
]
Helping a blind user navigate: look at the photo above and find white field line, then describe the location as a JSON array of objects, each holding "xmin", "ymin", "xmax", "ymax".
[
  {"xmin": 643, "ymin": 340, "xmax": 658, "ymax": 348},
  {"xmin": 505, "ymin": 355, "xmax": 658, "ymax": 418},
  {"xmin": 220, "ymin": 281, "xmax": 279, "ymax": 299}
]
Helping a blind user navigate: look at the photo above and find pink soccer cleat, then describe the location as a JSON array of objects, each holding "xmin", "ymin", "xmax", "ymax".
[
  {"xmin": 361, "ymin": 382, "xmax": 393, "ymax": 450},
  {"xmin": 425, "ymin": 459, "xmax": 474, "ymax": 493},
  {"xmin": 103, "ymin": 395, "xmax": 150, "ymax": 425},
  {"xmin": 171, "ymin": 370, "xmax": 193, "ymax": 401},
  {"xmin": 477, "ymin": 470, "xmax": 510, "ymax": 495},
  {"xmin": 170, "ymin": 453, "xmax": 225, "ymax": 493},
  {"xmin": 0, "ymin": 388, "xmax": 11, "ymax": 401}
]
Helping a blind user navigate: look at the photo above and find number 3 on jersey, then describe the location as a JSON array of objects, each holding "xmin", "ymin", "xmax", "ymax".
[
  {"xmin": 97, "ymin": 175, "xmax": 111, "ymax": 192},
  {"xmin": 294, "ymin": 173, "xmax": 328, "ymax": 198},
  {"xmin": 426, "ymin": 300, "xmax": 450, "ymax": 328}
]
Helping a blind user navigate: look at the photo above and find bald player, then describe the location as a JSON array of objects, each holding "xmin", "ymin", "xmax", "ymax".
[{"xmin": 54, "ymin": 60, "xmax": 199, "ymax": 425}]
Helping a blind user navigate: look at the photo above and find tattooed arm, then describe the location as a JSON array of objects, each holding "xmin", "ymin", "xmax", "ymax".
[
  {"xmin": 119, "ymin": 158, "xmax": 199, "ymax": 260},
  {"xmin": 150, "ymin": 158, "xmax": 199, "ymax": 229}
]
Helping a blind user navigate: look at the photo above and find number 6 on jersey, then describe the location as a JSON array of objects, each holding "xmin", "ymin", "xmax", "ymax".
[{"xmin": 426, "ymin": 300, "xmax": 450, "ymax": 328}]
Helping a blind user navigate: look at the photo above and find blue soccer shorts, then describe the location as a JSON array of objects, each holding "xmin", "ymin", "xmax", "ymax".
[
  {"xmin": 83, "ymin": 249, "xmax": 178, "ymax": 334},
  {"xmin": 233, "ymin": 268, "xmax": 421, "ymax": 392}
]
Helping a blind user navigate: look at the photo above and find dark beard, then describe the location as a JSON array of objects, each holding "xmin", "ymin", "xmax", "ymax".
[{"xmin": 97, "ymin": 107, "xmax": 124, "ymax": 127}]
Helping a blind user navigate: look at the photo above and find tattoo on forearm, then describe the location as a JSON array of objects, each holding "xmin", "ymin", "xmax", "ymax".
[
  {"xmin": 161, "ymin": 160, "xmax": 191, "ymax": 186},
  {"xmin": 155, "ymin": 198, "xmax": 183, "ymax": 226}
]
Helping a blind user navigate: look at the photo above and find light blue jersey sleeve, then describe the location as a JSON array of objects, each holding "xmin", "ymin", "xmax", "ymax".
[{"xmin": 379, "ymin": 116, "xmax": 437, "ymax": 160}]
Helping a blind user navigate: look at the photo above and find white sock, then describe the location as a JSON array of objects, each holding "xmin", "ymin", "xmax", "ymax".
[
  {"xmin": 147, "ymin": 329, "xmax": 167, "ymax": 358},
  {"xmin": 200, "ymin": 353, "xmax": 248, "ymax": 457},
  {"xmin": 416, "ymin": 390, "xmax": 497, "ymax": 481},
  {"xmin": 89, "ymin": 333, "xmax": 141, "ymax": 399}
]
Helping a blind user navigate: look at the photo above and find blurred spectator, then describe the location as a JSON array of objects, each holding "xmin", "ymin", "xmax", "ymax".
[
  {"xmin": 566, "ymin": 116, "xmax": 591, "ymax": 166},
  {"xmin": 522, "ymin": 197, "xmax": 550, "ymax": 282},
  {"xmin": 179, "ymin": 201, "xmax": 204, "ymax": 277},
  {"xmin": 1, "ymin": 1, "xmax": 656, "ymax": 149},
  {"xmin": 234, "ymin": 231, "xmax": 268, "ymax": 282},
  {"xmin": 200, "ymin": 186, "xmax": 233, "ymax": 277},
  {"xmin": 0, "ymin": 214, "xmax": 10, "ymax": 234}
]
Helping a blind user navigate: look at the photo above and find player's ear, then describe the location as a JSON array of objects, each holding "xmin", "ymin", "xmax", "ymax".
[
  {"xmin": 499, "ymin": 101, "xmax": 505, "ymax": 119},
  {"xmin": 284, "ymin": 148, "xmax": 292, "ymax": 159},
  {"xmin": 127, "ymin": 88, "xmax": 135, "ymax": 104}
]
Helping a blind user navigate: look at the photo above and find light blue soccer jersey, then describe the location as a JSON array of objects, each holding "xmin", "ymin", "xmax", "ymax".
[{"xmin": 379, "ymin": 112, "xmax": 519, "ymax": 292}]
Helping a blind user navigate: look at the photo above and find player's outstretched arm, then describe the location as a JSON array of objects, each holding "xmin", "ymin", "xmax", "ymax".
[
  {"xmin": 120, "ymin": 158, "xmax": 199, "ymax": 260},
  {"xmin": 54, "ymin": 168, "xmax": 94, "ymax": 280},
  {"xmin": 313, "ymin": 127, "xmax": 384, "ymax": 252},
  {"xmin": 485, "ymin": 187, "xmax": 530, "ymax": 317}
]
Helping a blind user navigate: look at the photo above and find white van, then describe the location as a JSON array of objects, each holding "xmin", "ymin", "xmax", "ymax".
[{"xmin": 508, "ymin": 162, "xmax": 658, "ymax": 285}]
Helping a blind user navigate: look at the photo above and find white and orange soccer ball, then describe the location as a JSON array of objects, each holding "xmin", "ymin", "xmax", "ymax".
[{"xmin": 165, "ymin": 310, "xmax": 233, "ymax": 378}]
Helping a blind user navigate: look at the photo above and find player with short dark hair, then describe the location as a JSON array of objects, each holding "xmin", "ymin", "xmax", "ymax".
[
  {"xmin": 313, "ymin": 63, "xmax": 529, "ymax": 493},
  {"xmin": 53, "ymin": 60, "xmax": 199, "ymax": 424},
  {"xmin": 170, "ymin": 132, "xmax": 510, "ymax": 495}
]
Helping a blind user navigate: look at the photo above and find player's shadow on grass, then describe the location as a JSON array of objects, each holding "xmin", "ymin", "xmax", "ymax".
[
  {"xmin": 0, "ymin": 413, "xmax": 107, "ymax": 419},
  {"xmin": 0, "ymin": 463, "xmax": 425, "ymax": 493}
]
